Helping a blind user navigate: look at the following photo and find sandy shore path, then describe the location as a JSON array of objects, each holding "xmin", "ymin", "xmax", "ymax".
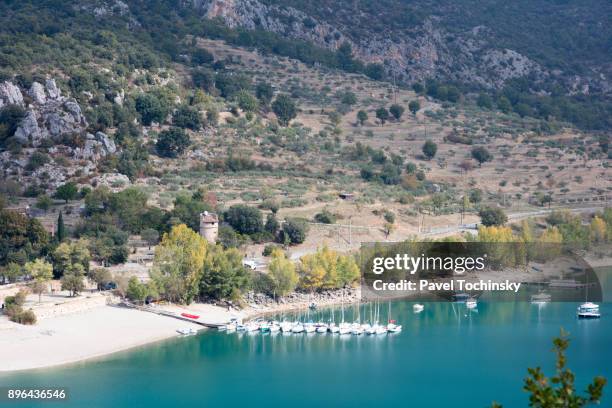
[{"xmin": 0, "ymin": 305, "xmax": 206, "ymax": 372}]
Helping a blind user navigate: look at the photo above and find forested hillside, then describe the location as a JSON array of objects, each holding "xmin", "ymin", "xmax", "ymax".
[{"xmin": 0, "ymin": 0, "xmax": 610, "ymax": 130}]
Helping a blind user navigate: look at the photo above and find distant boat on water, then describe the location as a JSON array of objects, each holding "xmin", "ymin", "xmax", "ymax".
[
  {"xmin": 466, "ymin": 298, "xmax": 478, "ymax": 309},
  {"xmin": 530, "ymin": 292, "xmax": 552, "ymax": 304},
  {"xmin": 291, "ymin": 322, "xmax": 305, "ymax": 333},
  {"xmin": 577, "ymin": 302, "xmax": 600, "ymax": 319}
]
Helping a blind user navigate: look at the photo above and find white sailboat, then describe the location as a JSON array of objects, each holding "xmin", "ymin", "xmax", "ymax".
[
  {"xmin": 387, "ymin": 303, "xmax": 402, "ymax": 333},
  {"xmin": 375, "ymin": 324, "xmax": 387, "ymax": 335},
  {"xmin": 576, "ymin": 270, "xmax": 600, "ymax": 319},
  {"xmin": 269, "ymin": 321, "xmax": 281, "ymax": 333},
  {"xmin": 338, "ymin": 290, "xmax": 351, "ymax": 334},
  {"xmin": 246, "ymin": 322, "xmax": 259, "ymax": 332},
  {"xmin": 339, "ymin": 322, "xmax": 352, "ymax": 335},
  {"xmin": 350, "ymin": 322, "xmax": 364, "ymax": 335},
  {"xmin": 291, "ymin": 322, "xmax": 305, "ymax": 333},
  {"xmin": 304, "ymin": 322, "xmax": 316, "ymax": 333},
  {"xmin": 577, "ymin": 302, "xmax": 600, "ymax": 318},
  {"xmin": 280, "ymin": 321, "xmax": 293, "ymax": 333}
]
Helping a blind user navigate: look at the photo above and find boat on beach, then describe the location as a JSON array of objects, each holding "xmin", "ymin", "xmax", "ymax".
[{"xmin": 177, "ymin": 327, "xmax": 197, "ymax": 336}]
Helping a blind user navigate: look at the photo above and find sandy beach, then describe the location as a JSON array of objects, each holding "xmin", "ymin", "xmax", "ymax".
[
  {"xmin": 0, "ymin": 305, "xmax": 202, "ymax": 372},
  {"xmin": 0, "ymin": 287, "xmax": 359, "ymax": 372}
]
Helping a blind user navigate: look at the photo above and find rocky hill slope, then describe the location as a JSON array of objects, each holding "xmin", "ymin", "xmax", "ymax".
[
  {"xmin": 0, "ymin": 79, "xmax": 116, "ymax": 188},
  {"xmin": 183, "ymin": 0, "xmax": 610, "ymax": 96}
]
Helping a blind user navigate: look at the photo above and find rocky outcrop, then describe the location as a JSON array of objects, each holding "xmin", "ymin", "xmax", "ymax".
[
  {"xmin": 28, "ymin": 82, "xmax": 46, "ymax": 104},
  {"xmin": 9, "ymin": 80, "xmax": 89, "ymax": 147},
  {"xmin": 95, "ymin": 131, "xmax": 116, "ymax": 154},
  {"xmin": 0, "ymin": 81, "xmax": 24, "ymax": 108},
  {"xmin": 45, "ymin": 79, "xmax": 61, "ymax": 100},
  {"xmin": 1, "ymin": 78, "xmax": 119, "ymax": 190},
  {"xmin": 74, "ymin": 132, "xmax": 117, "ymax": 160},
  {"xmin": 12, "ymin": 111, "xmax": 41, "ymax": 146}
]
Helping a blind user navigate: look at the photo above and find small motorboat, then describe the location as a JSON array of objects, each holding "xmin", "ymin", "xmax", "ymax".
[
  {"xmin": 466, "ymin": 298, "xmax": 478, "ymax": 309},
  {"xmin": 413, "ymin": 304, "xmax": 424, "ymax": 313},
  {"xmin": 387, "ymin": 323, "xmax": 402, "ymax": 333},
  {"xmin": 236, "ymin": 323, "xmax": 246, "ymax": 331},
  {"xmin": 577, "ymin": 302, "xmax": 600, "ymax": 319},
  {"xmin": 259, "ymin": 322, "xmax": 271, "ymax": 333},
  {"xmin": 220, "ymin": 322, "xmax": 237, "ymax": 332},
  {"xmin": 177, "ymin": 327, "xmax": 197, "ymax": 336}
]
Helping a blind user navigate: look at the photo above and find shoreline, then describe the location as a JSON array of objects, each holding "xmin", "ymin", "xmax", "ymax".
[
  {"xmin": 3, "ymin": 258, "xmax": 610, "ymax": 374},
  {"xmin": 0, "ymin": 288, "xmax": 361, "ymax": 374}
]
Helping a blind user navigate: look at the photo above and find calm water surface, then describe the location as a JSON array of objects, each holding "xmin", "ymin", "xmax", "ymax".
[{"xmin": 2, "ymin": 269, "xmax": 611, "ymax": 408}]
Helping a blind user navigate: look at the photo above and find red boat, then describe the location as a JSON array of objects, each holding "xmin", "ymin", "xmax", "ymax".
[{"xmin": 181, "ymin": 313, "xmax": 200, "ymax": 319}]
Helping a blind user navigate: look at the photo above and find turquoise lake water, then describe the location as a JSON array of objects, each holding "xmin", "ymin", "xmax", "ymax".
[{"xmin": 2, "ymin": 269, "xmax": 612, "ymax": 408}]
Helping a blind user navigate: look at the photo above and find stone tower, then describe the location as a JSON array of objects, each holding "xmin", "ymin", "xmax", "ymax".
[{"xmin": 199, "ymin": 211, "xmax": 219, "ymax": 244}]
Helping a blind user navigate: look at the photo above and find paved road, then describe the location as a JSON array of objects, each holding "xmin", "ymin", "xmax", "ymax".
[{"xmin": 422, "ymin": 205, "xmax": 606, "ymax": 237}]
